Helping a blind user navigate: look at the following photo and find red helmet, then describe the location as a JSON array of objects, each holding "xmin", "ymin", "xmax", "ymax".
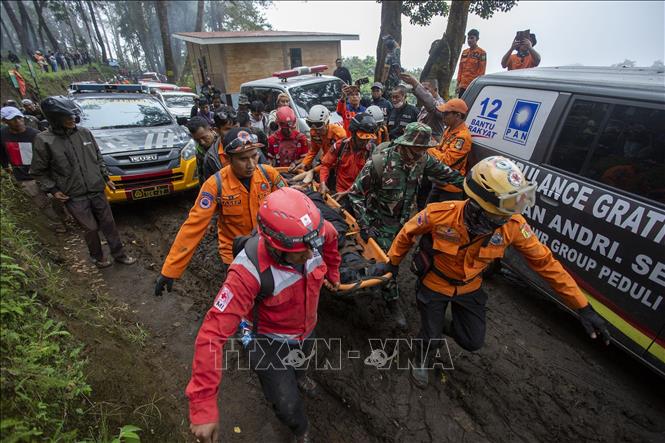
[
  {"xmin": 275, "ymin": 106, "xmax": 297, "ymax": 128},
  {"xmin": 258, "ymin": 188, "xmax": 324, "ymax": 252}
]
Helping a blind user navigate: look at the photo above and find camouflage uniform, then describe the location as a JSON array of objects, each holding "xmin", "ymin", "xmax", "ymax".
[{"xmin": 348, "ymin": 122, "xmax": 464, "ymax": 301}]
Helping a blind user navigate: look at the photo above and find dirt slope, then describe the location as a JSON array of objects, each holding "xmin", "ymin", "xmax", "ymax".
[{"xmin": 80, "ymin": 192, "xmax": 664, "ymax": 442}]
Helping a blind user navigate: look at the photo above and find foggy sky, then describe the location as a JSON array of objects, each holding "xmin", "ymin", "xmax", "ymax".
[{"xmin": 267, "ymin": 0, "xmax": 665, "ymax": 75}]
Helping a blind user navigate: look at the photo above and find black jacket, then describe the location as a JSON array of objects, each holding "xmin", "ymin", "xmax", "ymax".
[
  {"xmin": 387, "ymin": 103, "xmax": 419, "ymax": 139},
  {"xmin": 30, "ymin": 126, "xmax": 110, "ymax": 199}
]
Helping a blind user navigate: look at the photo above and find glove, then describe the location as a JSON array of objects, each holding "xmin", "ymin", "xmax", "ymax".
[
  {"xmin": 578, "ymin": 304, "xmax": 611, "ymax": 345},
  {"xmin": 154, "ymin": 274, "xmax": 174, "ymax": 297},
  {"xmin": 360, "ymin": 226, "xmax": 380, "ymax": 243}
]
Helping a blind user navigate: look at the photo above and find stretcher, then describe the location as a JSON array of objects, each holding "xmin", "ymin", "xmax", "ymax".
[{"xmin": 275, "ymin": 167, "xmax": 393, "ymax": 294}]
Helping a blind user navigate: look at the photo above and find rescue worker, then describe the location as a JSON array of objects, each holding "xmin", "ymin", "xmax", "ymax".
[
  {"xmin": 299, "ymin": 104, "xmax": 346, "ymax": 170},
  {"xmin": 187, "ymin": 188, "xmax": 341, "ymax": 443},
  {"xmin": 348, "ymin": 122, "xmax": 464, "ymax": 329},
  {"xmin": 387, "ymin": 85, "xmax": 419, "ymax": 140},
  {"xmin": 186, "ymin": 117, "xmax": 217, "ymax": 184},
  {"xmin": 386, "ymin": 156, "xmax": 610, "ymax": 387},
  {"xmin": 501, "ymin": 31, "xmax": 541, "ymax": 71},
  {"xmin": 337, "ymin": 84, "xmax": 366, "ymax": 136},
  {"xmin": 427, "ymin": 99, "xmax": 473, "ymax": 203},
  {"xmin": 399, "ymin": 73, "xmax": 445, "ymax": 140},
  {"xmin": 30, "ymin": 96, "xmax": 136, "ymax": 268},
  {"xmin": 318, "ymin": 113, "xmax": 378, "ymax": 197},
  {"xmin": 154, "ymin": 128, "xmax": 287, "ymax": 295},
  {"xmin": 202, "ymin": 120, "xmax": 270, "ymax": 181},
  {"xmin": 366, "ymin": 105, "xmax": 389, "ymax": 145},
  {"xmin": 456, "ymin": 29, "xmax": 486, "ymax": 97},
  {"xmin": 267, "ymin": 107, "xmax": 309, "ymax": 168}
]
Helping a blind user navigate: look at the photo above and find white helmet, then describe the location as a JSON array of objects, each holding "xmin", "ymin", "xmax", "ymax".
[
  {"xmin": 307, "ymin": 104, "xmax": 330, "ymax": 125},
  {"xmin": 366, "ymin": 105, "xmax": 384, "ymax": 124}
]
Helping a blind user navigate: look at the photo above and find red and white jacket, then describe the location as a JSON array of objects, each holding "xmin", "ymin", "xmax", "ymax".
[{"xmin": 185, "ymin": 220, "xmax": 341, "ymax": 424}]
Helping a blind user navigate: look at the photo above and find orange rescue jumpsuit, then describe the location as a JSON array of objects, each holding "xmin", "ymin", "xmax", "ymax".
[
  {"xmin": 428, "ymin": 122, "xmax": 473, "ymax": 194},
  {"xmin": 301, "ymin": 123, "xmax": 346, "ymax": 168},
  {"xmin": 506, "ymin": 53, "xmax": 538, "ymax": 71},
  {"xmin": 457, "ymin": 46, "xmax": 487, "ymax": 90},
  {"xmin": 388, "ymin": 200, "xmax": 588, "ymax": 309},
  {"xmin": 161, "ymin": 165, "xmax": 287, "ymax": 277}
]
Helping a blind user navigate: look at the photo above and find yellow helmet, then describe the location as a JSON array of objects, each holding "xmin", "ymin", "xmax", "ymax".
[{"xmin": 463, "ymin": 156, "xmax": 536, "ymax": 216}]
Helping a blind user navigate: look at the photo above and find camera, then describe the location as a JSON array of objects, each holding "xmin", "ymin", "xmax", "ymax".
[
  {"xmin": 355, "ymin": 77, "xmax": 369, "ymax": 86},
  {"xmin": 515, "ymin": 29, "xmax": 530, "ymax": 41}
]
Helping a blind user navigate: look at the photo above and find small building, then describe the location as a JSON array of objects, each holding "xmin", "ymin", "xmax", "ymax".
[{"xmin": 173, "ymin": 30, "xmax": 359, "ymax": 96}]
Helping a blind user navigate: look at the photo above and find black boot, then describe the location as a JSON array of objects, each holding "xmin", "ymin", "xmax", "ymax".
[{"xmin": 386, "ymin": 299, "xmax": 407, "ymax": 330}]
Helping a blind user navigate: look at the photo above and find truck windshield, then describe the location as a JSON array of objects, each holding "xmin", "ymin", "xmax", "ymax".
[
  {"xmin": 163, "ymin": 95, "xmax": 195, "ymax": 108},
  {"xmin": 77, "ymin": 97, "xmax": 173, "ymax": 129},
  {"xmin": 288, "ymin": 79, "xmax": 343, "ymax": 118}
]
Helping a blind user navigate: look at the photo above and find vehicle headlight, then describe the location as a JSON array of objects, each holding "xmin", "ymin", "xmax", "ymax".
[{"xmin": 181, "ymin": 139, "xmax": 197, "ymax": 161}]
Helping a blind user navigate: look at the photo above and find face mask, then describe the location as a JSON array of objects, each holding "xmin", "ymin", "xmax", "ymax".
[{"xmin": 464, "ymin": 200, "xmax": 509, "ymax": 237}]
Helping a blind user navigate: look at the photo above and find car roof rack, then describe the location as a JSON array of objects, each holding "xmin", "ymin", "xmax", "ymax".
[{"xmin": 69, "ymin": 83, "xmax": 150, "ymax": 94}]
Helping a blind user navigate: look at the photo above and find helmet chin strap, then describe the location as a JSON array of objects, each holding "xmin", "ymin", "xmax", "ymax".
[{"xmin": 464, "ymin": 200, "xmax": 505, "ymax": 237}]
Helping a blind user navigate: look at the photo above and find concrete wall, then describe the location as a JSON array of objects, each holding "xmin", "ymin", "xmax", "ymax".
[{"xmin": 187, "ymin": 40, "xmax": 341, "ymax": 93}]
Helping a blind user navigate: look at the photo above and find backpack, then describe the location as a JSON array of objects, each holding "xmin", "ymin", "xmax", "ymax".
[{"xmin": 231, "ymin": 233, "xmax": 274, "ymax": 333}]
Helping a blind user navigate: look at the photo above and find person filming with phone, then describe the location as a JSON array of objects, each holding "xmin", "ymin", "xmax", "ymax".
[{"xmin": 501, "ymin": 30, "xmax": 541, "ymax": 71}]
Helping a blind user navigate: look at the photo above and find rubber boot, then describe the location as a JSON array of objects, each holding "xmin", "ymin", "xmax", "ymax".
[
  {"xmin": 386, "ymin": 299, "xmax": 407, "ymax": 331},
  {"xmin": 294, "ymin": 430, "xmax": 311, "ymax": 443},
  {"xmin": 410, "ymin": 358, "xmax": 429, "ymax": 389}
]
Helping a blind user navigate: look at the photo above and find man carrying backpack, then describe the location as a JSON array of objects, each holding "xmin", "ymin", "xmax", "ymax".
[
  {"xmin": 347, "ymin": 122, "xmax": 464, "ymax": 329},
  {"xmin": 187, "ymin": 188, "xmax": 341, "ymax": 443},
  {"xmin": 154, "ymin": 128, "xmax": 286, "ymax": 295},
  {"xmin": 318, "ymin": 113, "xmax": 378, "ymax": 197},
  {"xmin": 386, "ymin": 156, "xmax": 609, "ymax": 388}
]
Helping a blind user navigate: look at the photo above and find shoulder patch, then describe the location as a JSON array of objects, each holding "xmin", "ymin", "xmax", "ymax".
[
  {"xmin": 213, "ymin": 286, "xmax": 234, "ymax": 312},
  {"xmin": 199, "ymin": 191, "xmax": 214, "ymax": 209},
  {"xmin": 454, "ymin": 138, "xmax": 465, "ymax": 150},
  {"xmin": 480, "ymin": 54, "xmax": 487, "ymax": 61},
  {"xmin": 520, "ymin": 223, "xmax": 533, "ymax": 239},
  {"xmin": 416, "ymin": 210, "xmax": 428, "ymax": 226}
]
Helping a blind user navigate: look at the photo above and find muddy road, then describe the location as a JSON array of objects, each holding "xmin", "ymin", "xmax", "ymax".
[{"xmin": 94, "ymin": 192, "xmax": 664, "ymax": 442}]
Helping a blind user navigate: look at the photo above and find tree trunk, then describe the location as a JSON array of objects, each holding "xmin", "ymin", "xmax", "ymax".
[
  {"xmin": 97, "ymin": 2, "xmax": 114, "ymax": 60},
  {"xmin": 195, "ymin": 0, "xmax": 205, "ymax": 32},
  {"xmin": 374, "ymin": 0, "xmax": 402, "ymax": 84},
  {"xmin": 1, "ymin": 16, "xmax": 19, "ymax": 53},
  {"xmin": 2, "ymin": 1, "xmax": 30, "ymax": 54},
  {"xmin": 17, "ymin": 0, "xmax": 37, "ymax": 51},
  {"xmin": 178, "ymin": 0, "xmax": 203, "ymax": 84},
  {"xmin": 32, "ymin": 0, "xmax": 60, "ymax": 51},
  {"xmin": 155, "ymin": 0, "xmax": 176, "ymax": 81},
  {"xmin": 86, "ymin": 0, "xmax": 108, "ymax": 62},
  {"xmin": 77, "ymin": 0, "xmax": 98, "ymax": 59},
  {"xmin": 134, "ymin": 1, "xmax": 160, "ymax": 71},
  {"xmin": 420, "ymin": 0, "xmax": 471, "ymax": 99}
]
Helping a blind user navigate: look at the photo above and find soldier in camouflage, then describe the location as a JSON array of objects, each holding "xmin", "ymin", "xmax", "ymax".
[{"xmin": 348, "ymin": 122, "xmax": 464, "ymax": 329}]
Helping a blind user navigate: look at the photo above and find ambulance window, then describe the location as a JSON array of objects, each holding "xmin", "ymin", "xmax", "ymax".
[
  {"xmin": 583, "ymin": 105, "xmax": 665, "ymax": 204},
  {"xmin": 548, "ymin": 100, "xmax": 610, "ymax": 174}
]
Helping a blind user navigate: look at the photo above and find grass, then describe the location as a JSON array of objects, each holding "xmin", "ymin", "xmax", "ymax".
[
  {"xmin": 1, "ymin": 59, "xmax": 117, "ymax": 101},
  {"xmin": 0, "ymin": 173, "xmax": 143, "ymax": 442}
]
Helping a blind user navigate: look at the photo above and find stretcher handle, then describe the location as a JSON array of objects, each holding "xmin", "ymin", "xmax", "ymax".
[{"xmin": 337, "ymin": 272, "xmax": 393, "ymax": 293}]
